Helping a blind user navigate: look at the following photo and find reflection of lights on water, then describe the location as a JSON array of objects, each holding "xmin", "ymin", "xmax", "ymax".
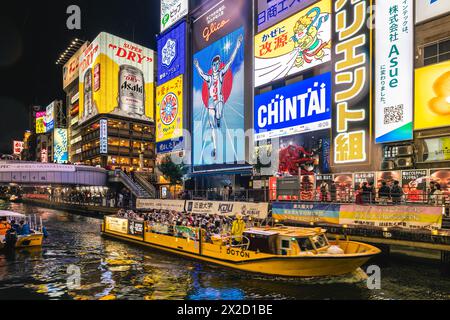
[{"xmin": 188, "ymin": 288, "xmax": 245, "ymax": 301}]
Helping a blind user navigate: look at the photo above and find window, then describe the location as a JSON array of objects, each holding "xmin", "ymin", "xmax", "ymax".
[
  {"xmin": 424, "ymin": 39, "xmax": 450, "ymax": 66},
  {"xmin": 298, "ymin": 238, "xmax": 314, "ymax": 252}
]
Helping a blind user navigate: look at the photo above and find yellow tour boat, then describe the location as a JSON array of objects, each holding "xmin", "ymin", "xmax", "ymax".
[
  {"xmin": 0, "ymin": 211, "xmax": 45, "ymax": 251},
  {"xmin": 102, "ymin": 215, "xmax": 381, "ymax": 278}
]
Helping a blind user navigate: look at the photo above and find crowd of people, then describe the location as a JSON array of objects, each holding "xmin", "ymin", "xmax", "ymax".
[{"xmin": 117, "ymin": 209, "xmax": 250, "ymax": 243}]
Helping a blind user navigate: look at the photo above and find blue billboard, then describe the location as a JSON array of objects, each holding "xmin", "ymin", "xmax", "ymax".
[
  {"xmin": 254, "ymin": 72, "xmax": 332, "ymax": 142},
  {"xmin": 192, "ymin": 27, "xmax": 245, "ymax": 167},
  {"xmin": 157, "ymin": 20, "xmax": 186, "ymax": 85}
]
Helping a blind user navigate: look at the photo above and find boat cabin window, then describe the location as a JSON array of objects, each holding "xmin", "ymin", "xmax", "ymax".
[
  {"xmin": 245, "ymin": 232, "xmax": 277, "ymax": 255},
  {"xmin": 281, "ymin": 239, "xmax": 291, "ymax": 256},
  {"xmin": 297, "ymin": 238, "xmax": 314, "ymax": 252},
  {"xmin": 311, "ymin": 235, "xmax": 329, "ymax": 250}
]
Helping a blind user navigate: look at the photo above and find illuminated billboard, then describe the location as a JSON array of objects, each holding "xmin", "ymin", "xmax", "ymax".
[
  {"xmin": 157, "ymin": 21, "xmax": 186, "ymax": 85},
  {"xmin": 256, "ymin": 0, "xmax": 318, "ymax": 33},
  {"xmin": 254, "ymin": 72, "xmax": 332, "ymax": 141},
  {"xmin": 53, "ymin": 129, "xmax": 68, "ymax": 164},
  {"xmin": 36, "ymin": 112, "xmax": 46, "ymax": 134},
  {"xmin": 63, "ymin": 43, "xmax": 88, "ymax": 90},
  {"xmin": 156, "ymin": 75, "xmax": 184, "ymax": 154},
  {"xmin": 254, "ymin": 0, "xmax": 331, "ymax": 88},
  {"xmin": 45, "ymin": 102, "xmax": 55, "ymax": 133},
  {"xmin": 415, "ymin": 60, "xmax": 450, "ymax": 130},
  {"xmin": 79, "ymin": 32, "xmax": 155, "ymax": 125},
  {"xmin": 375, "ymin": 0, "xmax": 414, "ymax": 144},
  {"xmin": 13, "ymin": 141, "xmax": 24, "ymax": 156},
  {"xmin": 332, "ymin": 0, "xmax": 373, "ymax": 166},
  {"xmin": 192, "ymin": 0, "xmax": 248, "ymax": 167},
  {"xmin": 161, "ymin": 0, "xmax": 188, "ymax": 33},
  {"xmin": 416, "ymin": 0, "xmax": 450, "ymax": 24}
]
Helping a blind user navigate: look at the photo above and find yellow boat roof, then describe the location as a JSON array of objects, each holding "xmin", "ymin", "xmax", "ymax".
[{"xmin": 249, "ymin": 226, "xmax": 326, "ymax": 238}]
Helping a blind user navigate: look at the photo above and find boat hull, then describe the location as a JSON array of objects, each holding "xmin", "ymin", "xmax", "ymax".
[
  {"xmin": 102, "ymin": 230, "xmax": 379, "ymax": 278},
  {"xmin": 0, "ymin": 234, "xmax": 44, "ymax": 251}
]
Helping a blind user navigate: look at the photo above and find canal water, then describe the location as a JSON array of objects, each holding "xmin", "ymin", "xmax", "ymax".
[{"xmin": 0, "ymin": 202, "xmax": 449, "ymax": 300}]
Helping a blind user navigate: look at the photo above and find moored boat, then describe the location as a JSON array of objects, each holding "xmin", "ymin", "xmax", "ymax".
[{"xmin": 102, "ymin": 212, "xmax": 380, "ymax": 278}]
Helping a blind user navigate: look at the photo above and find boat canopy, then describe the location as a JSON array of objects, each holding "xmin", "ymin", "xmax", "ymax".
[{"xmin": 0, "ymin": 211, "xmax": 26, "ymax": 219}]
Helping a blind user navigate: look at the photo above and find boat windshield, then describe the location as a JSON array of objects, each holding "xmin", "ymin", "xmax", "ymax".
[{"xmin": 311, "ymin": 235, "xmax": 329, "ymax": 250}]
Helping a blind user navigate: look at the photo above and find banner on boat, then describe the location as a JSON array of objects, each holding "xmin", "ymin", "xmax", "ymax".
[
  {"xmin": 128, "ymin": 220, "xmax": 144, "ymax": 238},
  {"xmin": 136, "ymin": 199, "xmax": 186, "ymax": 211},
  {"xmin": 185, "ymin": 201, "xmax": 270, "ymax": 220},
  {"xmin": 339, "ymin": 205, "xmax": 444, "ymax": 230},
  {"xmin": 271, "ymin": 203, "xmax": 340, "ymax": 224},
  {"xmin": 105, "ymin": 217, "xmax": 129, "ymax": 235}
]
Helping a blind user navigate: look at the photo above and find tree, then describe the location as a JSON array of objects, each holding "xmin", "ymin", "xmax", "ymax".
[{"xmin": 157, "ymin": 155, "xmax": 188, "ymax": 198}]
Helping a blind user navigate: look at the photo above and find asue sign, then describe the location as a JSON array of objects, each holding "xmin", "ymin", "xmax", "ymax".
[
  {"xmin": 254, "ymin": 72, "xmax": 332, "ymax": 142},
  {"xmin": 375, "ymin": 0, "xmax": 414, "ymax": 144}
]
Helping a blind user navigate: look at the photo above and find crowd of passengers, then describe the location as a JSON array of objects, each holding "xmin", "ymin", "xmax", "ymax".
[{"xmin": 117, "ymin": 209, "xmax": 250, "ymax": 240}]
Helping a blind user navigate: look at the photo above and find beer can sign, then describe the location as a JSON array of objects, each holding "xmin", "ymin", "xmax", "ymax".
[
  {"xmin": 119, "ymin": 65, "xmax": 145, "ymax": 116},
  {"xmin": 79, "ymin": 32, "xmax": 155, "ymax": 125}
]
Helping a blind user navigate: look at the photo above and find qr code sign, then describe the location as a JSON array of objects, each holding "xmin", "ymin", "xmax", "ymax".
[{"xmin": 384, "ymin": 105, "xmax": 404, "ymax": 125}]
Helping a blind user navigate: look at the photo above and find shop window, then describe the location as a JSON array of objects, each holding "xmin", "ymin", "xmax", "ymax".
[{"xmin": 424, "ymin": 39, "xmax": 450, "ymax": 66}]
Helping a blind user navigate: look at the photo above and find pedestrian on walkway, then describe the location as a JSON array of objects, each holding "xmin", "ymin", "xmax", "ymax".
[{"xmin": 391, "ymin": 181, "xmax": 403, "ymax": 204}]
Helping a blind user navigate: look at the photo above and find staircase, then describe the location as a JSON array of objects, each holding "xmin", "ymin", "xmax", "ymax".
[
  {"xmin": 108, "ymin": 171, "xmax": 152, "ymax": 199},
  {"xmin": 134, "ymin": 172, "xmax": 157, "ymax": 199}
]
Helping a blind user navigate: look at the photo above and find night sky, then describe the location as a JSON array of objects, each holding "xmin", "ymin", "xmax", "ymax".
[{"xmin": 0, "ymin": 0, "xmax": 160, "ymax": 154}]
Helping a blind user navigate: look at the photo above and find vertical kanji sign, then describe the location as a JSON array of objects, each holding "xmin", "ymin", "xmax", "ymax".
[{"xmin": 332, "ymin": 0, "xmax": 373, "ymax": 167}]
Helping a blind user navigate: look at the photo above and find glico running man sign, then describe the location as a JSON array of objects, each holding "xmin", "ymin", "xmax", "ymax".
[
  {"xmin": 191, "ymin": 0, "xmax": 249, "ymax": 167},
  {"xmin": 332, "ymin": 0, "xmax": 373, "ymax": 167}
]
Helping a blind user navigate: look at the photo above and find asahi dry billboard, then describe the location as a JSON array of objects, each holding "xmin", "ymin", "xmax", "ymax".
[{"xmin": 79, "ymin": 33, "xmax": 155, "ymax": 125}]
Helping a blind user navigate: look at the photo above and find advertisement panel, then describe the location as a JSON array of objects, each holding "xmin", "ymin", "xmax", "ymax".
[
  {"xmin": 256, "ymin": 0, "xmax": 318, "ymax": 33},
  {"xmin": 376, "ymin": 171, "xmax": 401, "ymax": 190},
  {"xmin": 422, "ymin": 137, "xmax": 450, "ymax": 162},
  {"xmin": 36, "ymin": 112, "xmax": 46, "ymax": 134},
  {"xmin": 415, "ymin": 61, "xmax": 450, "ymax": 130},
  {"xmin": 100, "ymin": 119, "xmax": 108, "ymax": 154},
  {"xmin": 192, "ymin": 25, "xmax": 245, "ymax": 166},
  {"xmin": 402, "ymin": 170, "xmax": 428, "ymax": 203},
  {"xmin": 254, "ymin": 0, "xmax": 332, "ymax": 88},
  {"xmin": 156, "ymin": 75, "xmax": 184, "ymax": 153},
  {"xmin": 333, "ymin": 174, "xmax": 353, "ymax": 202},
  {"xmin": 272, "ymin": 203, "xmax": 340, "ymax": 224},
  {"xmin": 332, "ymin": 0, "xmax": 373, "ymax": 166},
  {"xmin": 128, "ymin": 220, "xmax": 144, "ymax": 238},
  {"xmin": 416, "ymin": 0, "xmax": 450, "ymax": 24},
  {"xmin": 13, "ymin": 141, "xmax": 24, "ymax": 156},
  {"xmin": 161, "ymin": 0, "xmax": 188, "ymax": 33},
  {"xmin": 254, "ymin": 72, "xmax": 332, "ymax": 141},
  {"xmin": 45, "ymin": 103, "xmax": 55, "ymax": 133},
  {"xmin": 53, "ymin": 129, "xmax": 68, "ymax": 164},
  {"xmin": 185, "ymin": 201, "xmax": 270, "ymax": 220},
  {"xmin": 339, "ymin": 205, "xmax": 443, "ymax": 230},
  {"xmin": 136, "ymin": 199, "xmax": 186, "ymax": 211},
  {"xmin": 375, "ymin": 0, "xmax": 414, "ymax": 144},
  {"xmin": 430, "ymin": 169, "xmax": 450, "ymax": 200},
  {"xmin": 79, "ymin": 32, "xmax": 155, "ymax": 125},
  {"xmin": 354, "ymin": 172, "xmax": 375, "ymax": 190},
  {"xmin": 105, "ymin": 217, "xmax": 129, "ymax": 234},
  {"xmin": 157, "ymin": 21, "xmax": 186, "ymax": 85},
  {"xmin": 63, "ymin": 43, "xmax": 88, "ymax": 89}
]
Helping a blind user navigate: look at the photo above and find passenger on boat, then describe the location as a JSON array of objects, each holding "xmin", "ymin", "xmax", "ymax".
[
  {"xmin": 231, "ymin": 214, "xmax": 246, "ymax": 245},
  {"xmin": 0, "ymin": 218, "xmax": 11, "ymax": 236},
  {"xmin": 18, "ymin": 220, "xmax": 31, "ymax": 236}
]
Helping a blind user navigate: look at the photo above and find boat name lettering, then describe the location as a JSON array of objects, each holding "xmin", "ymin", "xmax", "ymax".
[{"xmin": 227, "ymin": 248, "xmax": 250, "ymax": 259}]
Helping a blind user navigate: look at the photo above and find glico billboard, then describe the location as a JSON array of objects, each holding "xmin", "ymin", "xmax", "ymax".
[
  {"xmin": 332, "ymin": 0, "xmax": 373, "ymax": 168},
  {"xmin": 192, "ymin": 0, "xmax": 249, "ymax": 167},
  {"xmin": 254, "ymin": 0, "xmax": 332, "ymax": 88},
  {"xmin": 254, "ymin": 72, "xmax": 332, "ymax": 141},
  {"xmin": 78, "ymin": 32, "xmax": 155, "ymax": 125}
]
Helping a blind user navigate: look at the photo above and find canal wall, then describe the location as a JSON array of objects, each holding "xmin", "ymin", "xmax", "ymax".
[{"xmin": 20, "ymin": 199, "xmax": 117, "ymax": 217}]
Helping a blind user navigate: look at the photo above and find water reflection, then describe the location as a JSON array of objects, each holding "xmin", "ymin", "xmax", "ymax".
[{"xmin": 0, "ymin": 203, "xmax": 449, "ymax": 300}]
